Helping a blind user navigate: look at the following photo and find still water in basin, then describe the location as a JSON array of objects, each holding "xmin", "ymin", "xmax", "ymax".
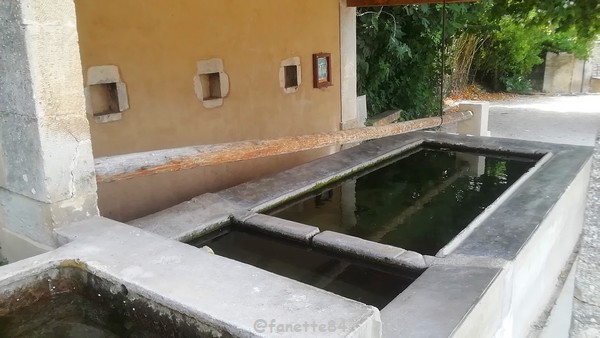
[
  {"xmin": 269, "ymin": 146, "xmax": 538, "ymax": 255},
  {"xmin": 0, "ymin": 295, "xmax": 131, "ymax": 338},
  {"xmin": 190, "ymin": 228, "xmax": 421, "ymax": 309},
  {"xmin": 0, "ymin": 268, "xmax": 206, "ymax": 338}
]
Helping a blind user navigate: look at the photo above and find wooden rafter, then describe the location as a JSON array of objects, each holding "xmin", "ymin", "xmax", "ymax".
[
  {"xmin": 347, "ymin": 0, "xmax": 476, "ymax": 6},
  {"xmin": 95, "ymin": 111, "xmax": 473, "ymax": 184}
]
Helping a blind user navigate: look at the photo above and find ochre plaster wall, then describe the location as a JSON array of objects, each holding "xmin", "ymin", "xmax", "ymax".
[{"xmin": 75, "ymin": 0, "xmax": 342, "ymax": 221}]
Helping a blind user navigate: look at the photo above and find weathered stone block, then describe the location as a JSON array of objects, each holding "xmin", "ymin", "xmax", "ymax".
[
  {"xmin": 19, "ymin": 0, "xmax": 78, "ymax": 26},
  {"xmin": 0, "ymin": 189, "xmax": 97, "ymax": 246},
  {"xmin": 313, "ymin": 231, "xmax": 412, "ymax": 267},
  {"xmin": 24, "ymin": 24, "xmax": 87, "ymax": 117},
  {"xmin": 38, "ymin": 114, "xmax": 97, "ymax": 202},
  {"xmin": 0, "ymin": 113, "xmax": 95, "ymax": 203},
  {"xmin": 0, "ymin": 2, "xmax": 37, "ymax": 119},
  {"xmin": 0, "ymin": 113, "xmax": 46, "ymax": 200},
  {"xmin": 458, "ymin": 101, "xmax": 490, "ymax": 137},
  {"xmin": 0, "ymin": 0, "xmax": 97, "ymax": 248},
  {"xmin": 0, "ymin": 226, "xmax": 52, "ymax": 262},
  {"xmin": 241, "ymin": 214, "xmax": 319, "ymax": 243},
  {"xmin": 1, "ymin": 2, "xmax": 85, "ymax": 119}
]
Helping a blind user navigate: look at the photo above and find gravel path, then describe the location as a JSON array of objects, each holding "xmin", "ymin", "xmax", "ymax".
[
  {"xmin": 489, "ymin": 95, "xmax": 600, "ymax": 146},
  {"xmin": 488, "ymin": 94, "xmax": 600, "ymax": 337},
  {"xmin": 571, "ymin": 136, "xmax": 600, "ymax": 338}
]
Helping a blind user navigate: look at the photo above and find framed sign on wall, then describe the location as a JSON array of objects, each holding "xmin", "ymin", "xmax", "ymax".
[{"xmin": 313, "ymin": 53, "xmax": 332, "ymax": 88}]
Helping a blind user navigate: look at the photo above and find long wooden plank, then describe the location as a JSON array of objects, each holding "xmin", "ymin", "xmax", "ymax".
[
  {"xmin": 347, "ymin": 0, "xmax": 477, "ymax": 7},
  {"xmin": 95, "ymin": 111, "xmax": 472, "ymax": 183}
]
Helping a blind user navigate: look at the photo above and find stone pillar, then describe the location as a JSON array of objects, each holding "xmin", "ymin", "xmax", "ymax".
[
  {"xmin": 458, "ymin": 101, "xmax": 491, "ymax": 137},
  {"xmin": 339, "ymin": 0, "xmax": 360, "ymax": 130},
  {"xmin": 456, "ymin": 154, "xmax": 486, "ymax": 177},
  {"xmin": 0, "ymin": 0, "xmax": 98, "ymax": 253},
  {"xmin": 357, "ymin": 95, "xmax": 368, "ymax": 126}
]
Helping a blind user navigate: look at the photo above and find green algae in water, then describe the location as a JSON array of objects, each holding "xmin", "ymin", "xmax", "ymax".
[
  {"xmin": 269, "ymin": 147, "xmax": 538, "ymax": 256},
  {"xmin": 190, "ymin": 228, "xmax": 420, "ymax": 309},
  {"xmin": 0, "ymin": 268, "xmax": 214, "ymax": 338},
  {"xmin": 0, "ymin": 244, "xmax": 7, "ymax": 266},
  {"xmin": 0, "ymin": 295, "xmax": 121, "ymax": 338},
  {"xmin": 0, "ymin": 293, "xmax": 175, "ymax": 338}
]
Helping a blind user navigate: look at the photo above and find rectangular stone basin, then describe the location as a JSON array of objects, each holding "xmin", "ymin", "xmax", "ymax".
[
  {"xmin": 267, "ymin": 144, "xmax": 540, "ymax": 256},
  {"xmin": 189, "ymin": 226, "xmax": 422, "ymax": 309},
  {"xmin": 130, "ymin": 132, "xmax": 593, "ymax": 337},
  {"xmin": 0, "ymin": 266, "xmax": 222, "ymax": 338}
]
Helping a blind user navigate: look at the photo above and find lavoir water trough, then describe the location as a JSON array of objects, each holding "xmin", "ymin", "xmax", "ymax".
[{"xmin": 0, "ymin": 126, "xmax": 593, "ymax": 337}]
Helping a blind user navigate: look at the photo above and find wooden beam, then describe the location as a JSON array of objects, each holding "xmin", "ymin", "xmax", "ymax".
[
  {"xmin": 95, "ymin": 111, "xmax": 472, "ymax": 184},
  {"xmin": 347, "ymin": 0, "xmax": 476, "ymax": 6}
]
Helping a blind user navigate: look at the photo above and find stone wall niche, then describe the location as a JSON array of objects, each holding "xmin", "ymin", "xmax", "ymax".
[
  {"xmin": 84, "ymin": 66, "xmax": 129, "ymax": 123},
  {"xmin": 194, "ymin": 59, "xmax": 230, "ymax": 109},
  {"xmin": 279, "ymin": 57, "xmax": 302, "ymax": 94}
]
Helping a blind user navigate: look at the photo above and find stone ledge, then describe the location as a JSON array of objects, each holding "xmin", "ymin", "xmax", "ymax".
[
  {"xmin": 312, "ymin": 231, "xmax": 428, "ymax": 270},
  {"xmin": 0, "ymin": 189, "xmax": 97, "ymax": 247},
  {"xmin": 49, "ymin": 217, "xmax": 383, "ymax": 337},
  {"xmin": 381, "ymin": 265, "xmax": 501, "ymax": 338},
  {"xmin": 367, "ymin": 110, "xmax": 402, "ymax": 127},
  {"xmin": 239, "ymin": 214, "xmax": 319, "ymax": 244},
  {"xmin": 128, "ymin": 193, "xmax": 237, "ymax": 241}
]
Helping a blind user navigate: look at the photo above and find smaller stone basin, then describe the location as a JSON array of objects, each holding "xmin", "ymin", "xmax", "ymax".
[
  {"xmin": 189, "ymin": 226, "xmax": 422, "ymax": 309},
  {"xmin": 0, "ymin": 266, "xmax": 221, "ymax": 338}
]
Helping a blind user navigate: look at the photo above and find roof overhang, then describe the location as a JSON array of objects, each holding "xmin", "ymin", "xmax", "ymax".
[{"xmin": 347, "ymin": 0, "xmax": 477, "ymax": 7}]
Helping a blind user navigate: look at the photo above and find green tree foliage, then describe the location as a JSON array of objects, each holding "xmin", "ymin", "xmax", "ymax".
[
  {"xmin": 488, "ymin": 0, "xmax": 600, "ymax": 43},
  {"xmin": 543, "ymin": 29, "xmax": 595, "ymax": 59},
  {"xmin": 471, "ymin": 11, "xmax": 547, "ymax": 90},
  {"xmin": 356, "ymin": 5, "xmax": 471, "ymax": 118},
  {"xmin": 357, "ymin": 0, "xmax": 600, "ymax": 117},
  {"xmin": 471, "ymin": 0, "xmax": 599, "ymax": 90}
]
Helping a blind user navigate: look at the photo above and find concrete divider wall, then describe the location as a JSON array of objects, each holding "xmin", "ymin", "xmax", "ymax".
[
  {"xmin": 509, "ymin": 159, "xmax": 589, "ymax": 337},
  {"xmin": 454, "ymin": 158, "xmax": 591, "ymax": 337}
]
